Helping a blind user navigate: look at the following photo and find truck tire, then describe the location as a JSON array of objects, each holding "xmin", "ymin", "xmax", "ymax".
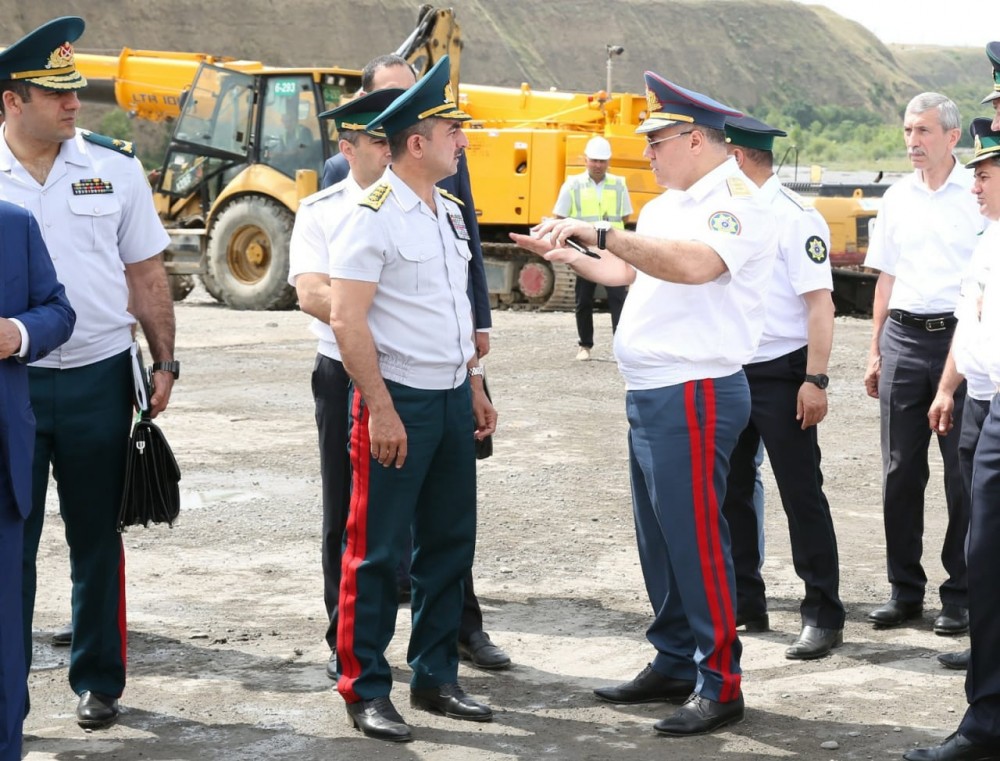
[
  {"xmin": 205, "ymin": 196, "xmax": 297, "ymax": 310},
  {"xmin": 199, "ymin": 270, "xmax": 224, "ymax": 303}
]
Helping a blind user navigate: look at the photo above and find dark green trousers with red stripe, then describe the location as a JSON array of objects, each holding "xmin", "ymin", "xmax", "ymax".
[
  {"xmin": 24, "ymin": 351, "xmax": 132, "ymax": 700},
  {"xmin": 626, "ymin": 371, "xmax": 749, "ymax": 703},
  {"xmin": 337, "ymin": 379, "xmax": 476, "ymax": 702}
]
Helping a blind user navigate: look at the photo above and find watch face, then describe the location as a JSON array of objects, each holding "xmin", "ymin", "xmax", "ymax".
[{"xmin": 809, "ymin": 374, "xmax": 829, "ymax": 389}]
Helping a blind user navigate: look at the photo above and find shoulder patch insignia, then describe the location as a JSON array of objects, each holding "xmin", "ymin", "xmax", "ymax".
[
  {"xmin": 726, "ymin": 176, "xmax": 752, "ymax": 197},
  {"xmin": 778, "ymin": 185, "xmax": 807, "ymax": 210},
  {"xmin": 359, "ymin": 182, "xmax": 391, "ymax": 211},
  {"xmin": 805, "ymin": 235, "xmax": 829, "ymax": 264},
  {"xmin": 437, "ymin": 187, "xmax": 465, "ymax": 207},
  {"xmin": 708, "ymin": 211, "xmax": 742, "ymax": 236},
  {"xmin": 81, "ymin": 130, "xmax": 135, "ymax": 158}
]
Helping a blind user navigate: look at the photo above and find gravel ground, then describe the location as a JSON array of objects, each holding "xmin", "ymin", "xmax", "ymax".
[{"xmin": 21, "ymin": 291, "xmax": 970, "ymax": 760}]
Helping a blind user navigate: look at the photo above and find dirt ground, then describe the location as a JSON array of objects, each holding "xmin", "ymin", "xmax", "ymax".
[{"xmin": 21, "ymin": 289, "xmax": 971, "ymax": 761}]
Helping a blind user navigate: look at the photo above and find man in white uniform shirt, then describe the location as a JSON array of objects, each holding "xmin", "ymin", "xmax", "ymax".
[
  {"xmin": 287, "ymin": 87, "xmax": 401, "ymax": 682},
  {"xmin": 327, "ymin": 56, "xmax": 496, "ymax": 743},
  {"xmin": 513, "ymin": 71, "xmax": 777, "ymax": 738},
  {"xmin": 720, "ymin": 114, "xmax": 844, "ymax": 661},
  {"xmin": 863, "ymin": 92, "xmax": 984, "ymax": 637},
  {"xmin": 0, "ymin": 17, "xmax": 175, "ymax": 730}
]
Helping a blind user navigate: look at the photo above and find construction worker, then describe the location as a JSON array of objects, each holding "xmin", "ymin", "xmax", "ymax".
[{"xmin": 553, "ymin": 136, "xmax": 632, "ymax": 361}]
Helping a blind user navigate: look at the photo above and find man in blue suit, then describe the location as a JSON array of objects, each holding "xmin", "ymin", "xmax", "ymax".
[{"xmin": 0, "ymin": 203, "xmax": 75, "ymax": 761}]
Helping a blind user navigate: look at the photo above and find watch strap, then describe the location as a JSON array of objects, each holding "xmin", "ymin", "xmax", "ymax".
[{"xmin": 152, "ymin": 360, "xmax": 180, "ymax": 379}]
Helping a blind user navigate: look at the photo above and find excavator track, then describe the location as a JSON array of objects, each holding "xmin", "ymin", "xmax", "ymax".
[{"xmin": 541, "ymin": 263, "xmax": 577, "ymax": 311}]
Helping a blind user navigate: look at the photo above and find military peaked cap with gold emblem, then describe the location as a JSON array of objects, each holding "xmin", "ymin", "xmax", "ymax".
[
  {"xmin": 366, "ymin": 55, "xmax": 470, "ymax": 139},
  {"xmin": 965, "ymin": 118, "xmax": 1000, "ymax": 168},
  {"xmin": 318, "ymin": 88, "xmax": 405, "ymax": 139},
  {"xmin": 724, "ymin": 114, "xmax": 787, "ymax": 152},
  {"xmin": 981, "ymin": 41, "xmax": 1000, "ymax": 105},
  {"xmin": 0, "ymin": 16, "xmax": 87, "ymax": 91},
  {"xmin": 637, "ymin": 70, "xmax": 742, "ymax": 135}
]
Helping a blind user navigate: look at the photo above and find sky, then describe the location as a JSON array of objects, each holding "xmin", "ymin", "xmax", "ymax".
[{"xmin": 798, "ymin": 0, "xmax": 985, "ymax": 47}]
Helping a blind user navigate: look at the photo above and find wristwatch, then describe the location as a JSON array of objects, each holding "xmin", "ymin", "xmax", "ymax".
[
  {"xmin": 152, "ymin": 360, "xmax": 180, "ymax": 379},
  {"xmin": 468, "ymin": 366, "xmax": 484, "ymax": 378},
  {"xmin": 594, "ymin": 220, "xmax": 612, "ymax": 250},
  {"xmin": 804, "ymin": 373, "xmax": 829, "ymax": 390}
]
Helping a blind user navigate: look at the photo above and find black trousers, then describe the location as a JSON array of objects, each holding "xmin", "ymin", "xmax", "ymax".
[
  {"xmin": 575, "ymin": 277, "xmax": 626, "ymax": 348},
  {"xmin": 312, "ymin": 354, "xmax": 483, "ymax": 650},
  {"xmin": 959, "ymin": 394, "xmax": 1000, "ymax": 746},
  {"xmin": 721, "ymin": 347, "xmax": 844, "ymax": 628},
  {"xmin": 878, "ymin": 319, "xmax": 968, "ymax": 607}
]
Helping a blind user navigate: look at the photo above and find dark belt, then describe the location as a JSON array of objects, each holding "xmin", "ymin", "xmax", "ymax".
[{"xmin": 888, "ymin": 309, "xmax": 956, "ymax": 332}]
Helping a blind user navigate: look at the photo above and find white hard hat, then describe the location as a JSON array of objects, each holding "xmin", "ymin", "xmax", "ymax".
[{"xmin": 584, "ymin": 136, "xmax": 612, "ymax": 160}]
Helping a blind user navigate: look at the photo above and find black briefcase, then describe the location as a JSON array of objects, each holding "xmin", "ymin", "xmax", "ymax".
[
  {"xmin": 118, "ymin": 413, "xmax": 181, "ymax": 531},
  {"xmin": 117, "ymin": 341, "xmax": 181, "ymax": 531}
]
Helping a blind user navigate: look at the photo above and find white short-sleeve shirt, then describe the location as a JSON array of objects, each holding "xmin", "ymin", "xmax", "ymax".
[
  {"xmin": 329, "ymin": 167, "xmax": 475, "ymax": 390},
  {"xmin": 613, "ymin": 157, "xmax": 779, "ymax": 389},
  {"xmin": 288, "ymin": 174, "xmax": 364, "ymax": 360},
  {"xmin": 954, "ymin": 222, "xmax": 1000, "ymax": 400},
  {"xmin": 753, "ymin": 176, "xmax": 833, "ymax": 363},
  {"xmin": 0, "ymin": 128, "xmax": 169, "ymax": 369},
  {"xmin": 864, "ymin": 157, "xmax": 983, "ymax": 313}
]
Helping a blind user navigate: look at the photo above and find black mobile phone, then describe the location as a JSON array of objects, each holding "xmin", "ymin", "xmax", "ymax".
[{"xmin": 564, "ymin": 237, "xmax": 600, "ymax": 259}]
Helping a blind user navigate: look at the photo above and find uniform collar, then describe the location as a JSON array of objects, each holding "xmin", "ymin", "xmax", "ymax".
[
  {"xmin": 383, "ymin": 166, "xmax": 435, "ymax": 216},
  {"xmin": 0, "ymin": 125, "xmax": 91, "ymax": 173},
  {"xmin": 684, "ymin": 156, "xmax": 743, "ymax": 202}
]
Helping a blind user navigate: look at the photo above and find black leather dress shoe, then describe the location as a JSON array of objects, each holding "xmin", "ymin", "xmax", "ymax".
[
  {"xmin": 736, "ymin": 612, "xmax": 770, "ymax": 632},
  {"xmin": 938, "ymin": 649, "xmax": 970, "ymax": 671},
  {"xmin": 934, "ymin": 605, "xmax": 970, "ymax": 636},
  {"xmin": 867, "ymin": 599, "xmax": 922, "ymax": 627},
  {"xmin": 785, "ymin": 626, "xmax": 844, "ymax": 660},
  {"xmin": 458, "ymin": 631, "xmax": 510, "ymax": 670},
  {"xmin": 325, "ymin": 650, "xmax": 338, "ymax": 681},
  {"xmin": 653, "ymin": 693, "xmax": 745, "ymax": 736},
  {"xmin": 410, "ymin": 683, "xmax": 493, "ymax": 722},
  {"xmin": 903, "ymin": 731, "xmax": 1000, "ymax": 760},
  {"xmin": 52, "ymin": 624, "xmax": 72, "ymax": 647},
  {"xmin": 345, "ymin": 696, "xmax": 412, "ymax": 742},
  {"xmin": 76, "ymin": 691, "xmax": 120, "ymax": 729},
  {"xmin": 459, "ymin": 631, "xmax": 511, "ymax": 670},
  {"xmin": 593, "ymin": 663, "xmax": 696, "ymax": 705}
]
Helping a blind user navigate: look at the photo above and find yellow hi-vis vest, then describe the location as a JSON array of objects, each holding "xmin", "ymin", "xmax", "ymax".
[{"xmin": 569, "ymin": 173, "xmax": 627, "ymax": 228}]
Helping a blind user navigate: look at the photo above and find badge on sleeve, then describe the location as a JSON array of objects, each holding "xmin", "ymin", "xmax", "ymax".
[
  {"xmin": 447, "ymin": 209, "xmax": 471, "ymax": 241},
  {"xmin": 805, "ymin": 235, "xmax": 828, "ymax": 264},
  {"xmin": 708, "ymin": 211, "xmax": 741, "ymax": 236}
]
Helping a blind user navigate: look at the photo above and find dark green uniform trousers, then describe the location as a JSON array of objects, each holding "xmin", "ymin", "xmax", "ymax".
[
  {"xmin": 337, "ymin": 379, "xmax": 477, "ymax": 703},
  {"xmin": 24, "ymin": 350, "xmax": 132, "ymax": 700}
]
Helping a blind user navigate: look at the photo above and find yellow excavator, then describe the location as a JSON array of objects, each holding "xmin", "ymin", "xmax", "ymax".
[{"xmin": 67, "ymin": 5, "xmax": 878, "ymax": 312}]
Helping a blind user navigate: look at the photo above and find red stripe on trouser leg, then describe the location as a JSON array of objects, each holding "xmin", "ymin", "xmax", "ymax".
[
  {"xmin": 337, "ymin": 390, "xmax": 371, "ymax": 704},
  {"xmin": 118, "ymin": 543, "xmax": 127, "ymax": 670},
  {"xmin": 685, "ymin": 379, "xmax": 740, "ymax": 702}
]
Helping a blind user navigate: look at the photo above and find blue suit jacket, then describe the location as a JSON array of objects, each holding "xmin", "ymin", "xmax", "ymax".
[
  {"xmin": 322, "ymin": 152, "xmax": 492, "ymax": 332},
  {"xmin": 0, "ymin": 203, "xmax": 76, "ymax": 519}
]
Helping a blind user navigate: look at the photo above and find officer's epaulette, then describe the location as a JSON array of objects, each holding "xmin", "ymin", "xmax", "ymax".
[
  {"xmin": 778, "ymin": 185, "xmax": 809, "ymax": 211},
  {"xmin": 81, "ymin": 130, "xmax": 135, "ymax": 158},
  {"xmin": 726, "ymin": 176, "xmax": 752, "ymax": 198},
  {"xmin": 437, "ymin": 187, "xmax": 465, "ymax": 207},
  {"xmin": 359, "ymin": 182, "xmax": 391, "ymax": 211}
]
